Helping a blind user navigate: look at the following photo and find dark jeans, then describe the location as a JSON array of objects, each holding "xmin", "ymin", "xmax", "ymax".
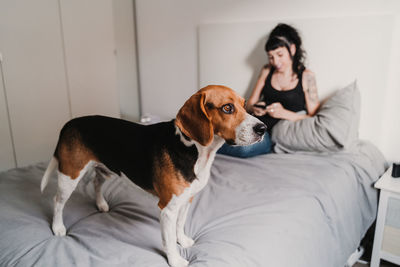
[{"xmin": 217, "ymin": 133, "xmax": 272, "ymax": 158}]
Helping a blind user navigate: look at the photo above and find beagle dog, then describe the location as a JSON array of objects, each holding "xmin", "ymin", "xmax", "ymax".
[{"xmin": 40, "ymin": 85, "xmax": 266, "ymax": 267}]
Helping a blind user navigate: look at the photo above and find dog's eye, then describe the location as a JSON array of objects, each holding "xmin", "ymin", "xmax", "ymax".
[{"xmin": 221, "ymin": 104, "xmax": 234, "ymax": 114}]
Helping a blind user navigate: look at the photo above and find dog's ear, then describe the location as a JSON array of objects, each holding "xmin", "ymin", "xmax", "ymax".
[{"xmin": 175, "ymin": 91, "xmax": 213, "ymax": 146}]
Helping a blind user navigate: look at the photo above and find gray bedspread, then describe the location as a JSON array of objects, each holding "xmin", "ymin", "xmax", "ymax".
[{"xmin": 0, "ymin": 140, "xmax": 387, "ymax": 267}]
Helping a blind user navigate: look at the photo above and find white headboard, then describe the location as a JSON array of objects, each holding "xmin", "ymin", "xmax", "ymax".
[{"xmin": 199, "ymin": 15, "xmax": 400, "ymax": 161}]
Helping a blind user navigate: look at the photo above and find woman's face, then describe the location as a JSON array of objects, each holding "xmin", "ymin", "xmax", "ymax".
[{"xmin": 267, "ymin": 45, "xmax": 294, "ymax": 72}]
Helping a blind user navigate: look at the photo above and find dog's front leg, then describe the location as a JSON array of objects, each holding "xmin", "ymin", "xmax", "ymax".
[
  {"xmin": 176, "ymin": 199, "xmax": 194, "ymax": 248},
  {"xmin": 160, "ymin": 194, "xmax": 190, "ymax": 267}
]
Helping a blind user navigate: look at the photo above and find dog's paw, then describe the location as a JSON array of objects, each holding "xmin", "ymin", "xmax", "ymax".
[
  {"xmin": 168, "ymin": 255, "xmax": 189, "ymax": 267},
  {"xmin": 178, "ymin": 235, "xmax": 195, "ymax": 248},
  {"xmin": 52, "ymin": 223, "xmax": 66, "ymax": 236},
  {"xmin": 97, "ymin": 200, "xmax": 109, "ymax": 212}
]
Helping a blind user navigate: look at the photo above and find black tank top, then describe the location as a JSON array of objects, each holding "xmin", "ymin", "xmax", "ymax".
[{"xmin": 257, "ymin": 68, "xmax": 306, "ymax": 132}]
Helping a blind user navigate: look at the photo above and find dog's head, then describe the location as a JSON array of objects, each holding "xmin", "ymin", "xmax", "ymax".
[{"xmin": 176, "ymin": 85, "xmax": 266, "ymax": 146}]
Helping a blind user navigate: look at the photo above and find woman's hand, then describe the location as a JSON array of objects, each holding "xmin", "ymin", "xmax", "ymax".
[
  {"xmin": 267, "ymin": 102, "xmax": 308, "ymax": 121},
  {"xmin": 252, "ymin": 101, "xmax": 268, "ymax": 116},
  {"xmin": 266, "ymin": 102, "xmax": 286, "ymax": 119},
  {"xmin": 252, "ymin": 101, "xmax": 289, "ymax": 119}
]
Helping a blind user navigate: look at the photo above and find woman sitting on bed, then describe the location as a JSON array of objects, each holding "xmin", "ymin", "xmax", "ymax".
[{"xmin": 218, "ymin": 23, "xmax": 320, "ymax": 158}]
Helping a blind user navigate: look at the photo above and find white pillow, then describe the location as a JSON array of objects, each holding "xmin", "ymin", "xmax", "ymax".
[{"xmin": 271, "ymin": 80, "xmax": 360, "ymax": 153}]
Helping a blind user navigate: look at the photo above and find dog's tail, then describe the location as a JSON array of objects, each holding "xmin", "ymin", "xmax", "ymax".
[{"xmin": 41, "ymin": 156, "xmax": 58, "ymax": 193}]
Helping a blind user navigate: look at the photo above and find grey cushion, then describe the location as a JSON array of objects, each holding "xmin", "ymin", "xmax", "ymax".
[{"xmin": 271, "ymin": 80, "xmax": 360, "ymax": 153}]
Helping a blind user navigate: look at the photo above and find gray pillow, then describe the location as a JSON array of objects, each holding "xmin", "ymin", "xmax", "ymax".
[{"xmin": 271, "ymin": 80, "xmax": 360, "ymax": 153}]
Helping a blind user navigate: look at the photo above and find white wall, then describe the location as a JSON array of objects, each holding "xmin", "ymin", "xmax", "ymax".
[
  {"xmin": 382, "ymin": 16, "xmax": 400, "ymax": 163},
  {"xmin": 135, "ymin": 0, "xmax": 400, "ymax": 161}
]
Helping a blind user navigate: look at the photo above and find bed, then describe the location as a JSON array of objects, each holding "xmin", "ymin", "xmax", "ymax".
[{"xmin": 0, "ymin": 137, "xmax": 387, "ymax": 267}]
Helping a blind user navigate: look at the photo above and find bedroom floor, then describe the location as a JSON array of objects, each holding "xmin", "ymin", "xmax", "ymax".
[{"xmin": 354, "ymin": 260, "xmax": 398, "ymax": 267}]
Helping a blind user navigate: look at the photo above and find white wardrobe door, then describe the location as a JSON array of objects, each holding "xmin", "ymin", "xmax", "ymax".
[
  {"xmin": 113, "ymin": 0, "xmax": 140, "ymax": 122},
  {"xmin": 59, "ymin": 0, "xmax": 120, "ymax": 118},
  {"xmin": 0, "ymin": 0, "xmax": 71, "ymax": 167},
  {"xmin": 0, "ymin": 59, "xmax": 16, "ymax": 171}
]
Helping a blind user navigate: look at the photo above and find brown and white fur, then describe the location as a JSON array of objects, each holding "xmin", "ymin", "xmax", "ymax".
[{"xmin": 40, "ymin": 85, "xmax": 266, "ymax": 267}]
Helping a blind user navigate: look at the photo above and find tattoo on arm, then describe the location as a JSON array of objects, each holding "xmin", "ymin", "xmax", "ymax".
[{"xmin": 306, "ymin": 74, "xmax": 318, "ymax": 103}]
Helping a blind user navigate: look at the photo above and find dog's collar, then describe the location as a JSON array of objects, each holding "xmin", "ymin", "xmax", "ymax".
[
  {"xmin": 174, "ymin": 122, "xmax": 195, "ymax": 147},
  {"xmin": 180, "ymin": 130, "xmax": 192, "ymax": 142}
]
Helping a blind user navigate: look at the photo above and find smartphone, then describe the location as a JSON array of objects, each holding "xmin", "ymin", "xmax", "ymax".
[{"xmin": 254, "ymin": 103, "xmax": 267, "ymax": 108}]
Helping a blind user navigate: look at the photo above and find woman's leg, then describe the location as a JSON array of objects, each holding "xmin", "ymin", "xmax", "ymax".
[{"xmin": 217, "ymin": 133, "xmax": 271, "ymax": 158}]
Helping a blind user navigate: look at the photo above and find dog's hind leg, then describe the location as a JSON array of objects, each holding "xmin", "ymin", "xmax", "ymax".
[
  {"xmin": 52, "ymin": 161, "xmax": 93, "ymax": 236},
  {"xmin": 52, "ymin": 172, "xmax": 82, "ymax": 236},
  {"xmin": 94, "ymin": 168, "xmax": 109, "ymax": 212}
]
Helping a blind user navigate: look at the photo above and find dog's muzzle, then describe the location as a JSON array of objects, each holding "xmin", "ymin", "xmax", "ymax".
[{"xmin": 234, "ymin": 114, "xmax": 267, "ymax": 146}]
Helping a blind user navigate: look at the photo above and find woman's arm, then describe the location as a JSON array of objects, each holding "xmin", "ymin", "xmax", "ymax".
[
  {"xmin": 246, "ymin": 67, "xmax": 270, "ymax": 116},
  {"xmin": 302, "ymin": 69, "xmax": 320, "ymax": 116}
]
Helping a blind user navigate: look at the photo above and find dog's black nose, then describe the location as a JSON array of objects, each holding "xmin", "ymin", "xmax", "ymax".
[{"xmin": 253, "ymin": 123, "xmax": 267, "ymax": 136}]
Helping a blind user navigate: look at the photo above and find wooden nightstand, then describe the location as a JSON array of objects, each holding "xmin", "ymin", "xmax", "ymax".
[{"xmin": 371, "ymin": 166, "xmax": 400, "ymax": 267}]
